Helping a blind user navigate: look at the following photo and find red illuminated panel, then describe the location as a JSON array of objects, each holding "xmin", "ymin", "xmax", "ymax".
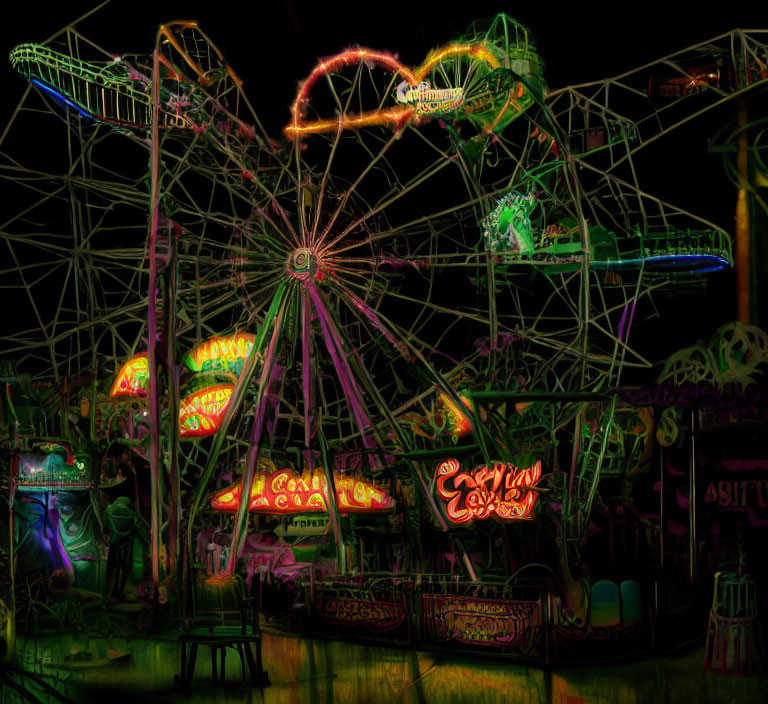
[
  {"xmin": 183, "ymin": 332, "xmax": 255, "ymax": 376},
  {"xmin": 179, "ymin": 383, "xmax": 234, "ymax": 438},
  {"xmin": 421, "ymin": 594, "xmax": 542, "ymax": 647},
  {"xmin": 285, "ymin": 49, "xmax": 415, "ymax": 139},
  {"xmin": 210, "ymin": 468, "xmax": 394, "ymax": 514},
  {"xmin": 435, "ymin": 458, "xmax": 542, "ymax": 523},
  {"xmin": 109, "ymin": 352, "xmax": 149, "ymax": 398},
  {"xmin": 316, "ymin": 594, "xmax": 407, "ymax": 631}
]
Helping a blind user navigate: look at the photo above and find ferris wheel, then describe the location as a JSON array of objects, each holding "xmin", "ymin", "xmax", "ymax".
[{"xmin": 0, "ymin": 11, "xmax": 754, "ymax": 585}]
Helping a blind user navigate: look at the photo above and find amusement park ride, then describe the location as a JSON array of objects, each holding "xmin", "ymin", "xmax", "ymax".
[{"xmin": 0, "ymin": 5, "xmax": 766, "ymax": 672}]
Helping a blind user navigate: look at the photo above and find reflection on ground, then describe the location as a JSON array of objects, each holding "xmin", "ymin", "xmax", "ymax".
[{"xmin": 11, "ymin": 631, "xmax": 767, "ymax": 704}]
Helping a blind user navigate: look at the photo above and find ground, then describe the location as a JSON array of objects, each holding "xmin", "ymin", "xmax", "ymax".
[{"xmin": 11, "ymin": 631, "xmax": 767, "ymax": 704}]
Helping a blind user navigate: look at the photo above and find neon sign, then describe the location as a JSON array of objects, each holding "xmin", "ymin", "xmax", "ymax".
[
  {"xmin": 210, "ymin": 467, "xmax": 394, "ymax": 514},
  {"xmin": 394, "ymin": 81, "xmax": 464, "ymax": 115},
  {"xmin": 109, "ymin": 352, "xmax": 149, "ymax": 398},
  {"xmin": 183, "ymin": 332, "xmax": 255, "ymax": 376},
  {"xmin": 285, "ymin": 42, "xmax": 517, "ymax": 139},
  {"xmin": 435, "ymin": 458, "xmax": 542, "ymax": 523},
  {"xmin": 421, "ymin": 594, "xmax": 542, "ymax": 648},
  {"xmin": 316, "ymin": 595, "xmax": 407, "ymax": 631},
  {"xmin": 13, "ymin": 449, "xmax": 91, "ymax": 490},
  {"xmin": 179, "ymin": 383, "xmax": 234, "ymax": 438}
]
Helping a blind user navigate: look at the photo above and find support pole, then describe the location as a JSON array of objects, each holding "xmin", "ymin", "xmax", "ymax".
[
  {"xmin": 301, "ymin": 291, "xmax": 345, "ymax": 574},
  {"xmin": 184, "ymin": 284, "xmax": 287, "ymax": 604},
  {"xmin": 736, "ymin": 100, "xmax": 751, "ymax": 324},
  {"xmin": 659, "ymin": 446, "xmax": 665, "ymax": 571},
  {"xmin": 317, "ymin": 423, "xmax": 346, "ymax": 575},
  {"xmin": 166, "ymin": 223, "xmax": 180, "ymax": 578},
  {"xmin": 148, "ymin": 46, "xmax": 163, "ymax": 593},
  {"xmin": 4, "ymin": 490, "xmax": 16, "ymax": 663},
  {"xmin": 224, "ymin": 299, "xmax": 287, "ymax": 575},
  {"xmin": 688, "ymin": 411, "xmax": 698, "ymax": 585}
]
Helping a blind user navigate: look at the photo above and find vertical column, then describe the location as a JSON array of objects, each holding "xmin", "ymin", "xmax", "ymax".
[
  {"xmin": 688, "ymin": 411, "xmax": 697, "ymax": 585},
  {"xmin": 735, "ymin": 100, "xmax": 751, "ymax": 324},
  {"xmin": 147, "ymin": 47, "xmax": 163, "ymax": 593},
  {"xmin": 166, "ymin": 223, "xmax": 180, "ymax": 578}
]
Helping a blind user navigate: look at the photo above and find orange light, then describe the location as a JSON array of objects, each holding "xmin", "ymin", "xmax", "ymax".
[
  {"xmin": 284, "ymin": 40, "xmax": 518, "ymax": 140},
  {"xmin": 286, "ymin": 49, "xmax": 416, "ymax": 139},
  {"xmin": 437, "ymin": 392, "xmax": 473, "ymax": 437},
  {"xmin": 284, "ymin": 107, "xmax": 413, "ymax": 137},
  {"xmin": 415, "ymin": 43, "xmax": 500, "ymax": 78},
  {"xmin": 211, "ymin": 467, "xmax": 394, "ymax": 514},
  {"xmin": 109, "ymin": 352, "xmax": 149, "ymax": 398},
  {"xmin": 436, "ymin": 458, "xmax": 542, "ymax": 523},
  {"xmin": 179, "ymin": 383, "xmax": 234, "ymax": 438}
]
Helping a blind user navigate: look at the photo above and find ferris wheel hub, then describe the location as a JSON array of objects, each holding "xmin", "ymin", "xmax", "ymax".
[{"xmin": 288, "ymin": 247, "xmax": 321, "ymax": 280}]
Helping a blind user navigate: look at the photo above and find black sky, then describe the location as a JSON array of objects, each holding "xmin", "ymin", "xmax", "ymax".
[
  {"xmin": 1, "ymin": 1, "xmax": 764, "ymax": 347},
  {"xmin": 3, "ymin": 1, "xmax": 764, "ymax": 101}
]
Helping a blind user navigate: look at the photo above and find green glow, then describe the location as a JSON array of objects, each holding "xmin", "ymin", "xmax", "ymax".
[
  {"xmin": 11, "ymin": 44, "xmax": 154, "ymax": 127},
  {"xmin": 482, "ymin": 191, "xmax": 537, "ymax": 253}
]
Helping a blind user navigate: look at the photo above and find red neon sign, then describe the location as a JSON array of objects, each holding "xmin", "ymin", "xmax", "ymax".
[
  {"xmin": 179, "ymin": 383, "xmax": 234, "ymax": 438},
  {"xmin": 285, "ymin": 43, "xmax": 515, "ymax": 140},
  {"xmin": 422, "ymin": 594, "xmax": 542, "ymax": 647},
  {"xmin": 109, "ymin": 352, "xmax": 149, "ymax": 398},
  {"xmin": 435, "ymin": 458, "xmax": 542, "ymax": 523},
  {"xmin": 210, "ymin": 467, "xmax": 394, "ymax": 514},
  {"xmin": 316, "ymin": 595, "xmax": 407, "ymax": 631}
]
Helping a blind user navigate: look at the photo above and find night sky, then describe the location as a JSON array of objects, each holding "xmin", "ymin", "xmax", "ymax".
[
  {"xmin": 1, "ymin": 1, "xmax": 764, "ymax": 354},
  {"xmin": 3, "ymin": 2, "xmax": 762, "ymax": 122}
]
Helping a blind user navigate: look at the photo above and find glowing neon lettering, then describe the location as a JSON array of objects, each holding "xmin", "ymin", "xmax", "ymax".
[
  {"xmin": 394, "ymin": 81, "xmax": 464, "ymax": 114},
  {"xmin": 184, "ymin": 332, "xmax": 255, "ymax": 376},
  {"xmin": 179, "ymin": 383, "xmax": 234, "ymax": 438},
  {"xmin": 316, "ymin": 595, "xmax": 406, "ymax": 631},
  {"xmin": 284, "ymin": 42, "xmax": 518, "ymax": 139},
  {"xmin": 435, "ymin": 458, "xmax": 542, "ymax": 523},
  {"xmin": 110, "ymin": 352, "xmax": 149, "ymax": 398},
  {"xmin": 422, "ymin": 594, "xmax": 542, "ymax": 647},
  {"xmin": 210, "ymin": 467, "xmax": 394, "ymax": 514}
]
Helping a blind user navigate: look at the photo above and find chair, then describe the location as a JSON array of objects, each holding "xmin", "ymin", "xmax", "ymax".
[
  {"xmin": 176, "ymin": 573, "xmax": 270, "ymax": 688},
  {"xmin": 704, "ymin": 571, "xmax": 764, "ymax": 675}
]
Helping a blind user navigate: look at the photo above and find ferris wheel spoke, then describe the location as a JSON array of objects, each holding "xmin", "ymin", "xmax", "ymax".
[
  {"xmin": 267, "ymin": 200, "xmax": 303, "ymax": 248},
  {"xmin": 339, "ymin": 275, "xmax": 490, "ymax": 328},
  {"xmin": 186, "ymin": 280, "xmax": 289, "ymax": 538},
  {"xmin": 328, "ymin": 200, "xmax": 481, "ymax": 255},
  {"xmin": 310, "ymin": 130, "xmax": 404, "ymax": 246},
  {"xmin": 323, "ymin": 293, "xmax": 433, "ymax": 456},
  {"xmin": 332, "ymin": 280, "xmax": 480, "ymax": 428},
  {"xmin": 301, "ymin": 291, "xmax": 317, "ymax": 455},
  {"xmin": 308, "ymin": 128, "xmax": 345, "ymax": 245},
  {"xmin": 331, "ymin": 288, "xmax": 451, "ymax": 451},
  {"xmin": 306, "ymin": 281, "xmax": 385, "ymax": 463},
  {"xmin": 224, "ymin": 285, "xmax": 289, "ymax": 575},
  {"xmin": 318, "ymin": 157, "xmax": 454, "ymax": 254}
]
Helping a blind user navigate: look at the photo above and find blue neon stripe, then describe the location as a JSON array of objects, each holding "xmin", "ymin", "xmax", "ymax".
[
  {"xmin": 590, "ymin": 253, "xmax": 730, "ymax": 272},
  {"xmin": 31, "ymin": 79, "xmax": 91, "ymax": 119}
]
